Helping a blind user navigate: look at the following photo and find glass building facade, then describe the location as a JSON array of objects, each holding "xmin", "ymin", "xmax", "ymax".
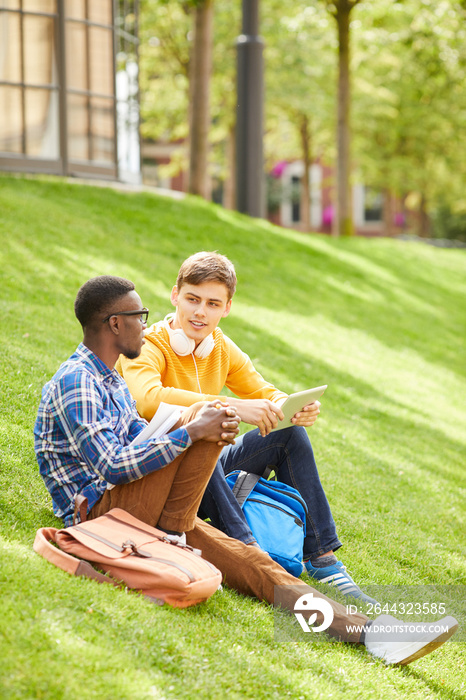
[{"xmin": 0, "ymin": 0, "xmax": 140, "ymax": 182}]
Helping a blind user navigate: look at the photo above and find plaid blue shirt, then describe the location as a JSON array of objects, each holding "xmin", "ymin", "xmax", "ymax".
[{"xmin": 34, "ymin": 343, "xmax": 191, "ymax": 526}]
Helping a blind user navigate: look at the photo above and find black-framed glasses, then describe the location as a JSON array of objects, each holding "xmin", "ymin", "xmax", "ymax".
[{"xmin": 102, "ymin": 308, "xmax": 149, "ymax": 324}]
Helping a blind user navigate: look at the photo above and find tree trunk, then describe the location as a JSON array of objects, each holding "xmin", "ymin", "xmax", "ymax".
[
  {"xmin": 188, "ymin": 0, "xmax": 214, "ymax": 199},
  {"xmin": 299, "ymin": 115, "xmax": 311, "ymax": 232},
  {"xmin": 333, "ymin": 0, "xmax": 357, "ymax": 237},
  {"xmin": 383, "ymin": 188, "xmax": 393, "ymax": 237},
  {"xmin": 419, "ymin": 193, "xmax": 431, "ymax": 237}
]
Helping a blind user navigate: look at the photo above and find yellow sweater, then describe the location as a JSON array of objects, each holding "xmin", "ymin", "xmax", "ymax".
[{"xmin": 116, "ymin": 321, "xmax": 287, "ymax": 421}]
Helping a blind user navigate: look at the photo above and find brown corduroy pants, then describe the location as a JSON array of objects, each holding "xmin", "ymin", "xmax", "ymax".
[{"xmin": 90, "ymin": 405, "xmax": 369, "ymax": 644}]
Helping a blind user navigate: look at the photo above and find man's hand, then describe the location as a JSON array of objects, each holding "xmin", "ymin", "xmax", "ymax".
[
  {"xmin": 185, "ymin": 401, "xmax": 240, "ymax": 446},
  {"xmin": 291, "ymin": 401, "xmax": 321, "ymax": 428},
  {"xmin": 227, "ymin": 398, "xmax": 284, "ymax": 437}
]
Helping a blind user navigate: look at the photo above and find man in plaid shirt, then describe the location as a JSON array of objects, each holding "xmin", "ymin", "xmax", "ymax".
[
  {"xmin": 35, "ymin": 275, "xmax": 240, "ymax": 532},
  {"xmin": 34, "ymin": 275, "xmax": 458, "ymax": 666}
]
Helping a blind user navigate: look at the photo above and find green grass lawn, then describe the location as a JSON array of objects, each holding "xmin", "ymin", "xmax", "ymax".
[{"xmin": 0, "ymin": 174, "xmax": 465, "ymax": 699}]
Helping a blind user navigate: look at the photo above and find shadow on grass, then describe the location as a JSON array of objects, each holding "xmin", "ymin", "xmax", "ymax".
[
  {"xmin": 1, "ymin": 177, "xmax": 464, "ymax": 698},
  {"xmin": 2, "ymin": 177, "xmax": 465, "ymax": 382},
  {"xmin": 1, "ymin": 312, "xmax": 464, "ymax": 582}
]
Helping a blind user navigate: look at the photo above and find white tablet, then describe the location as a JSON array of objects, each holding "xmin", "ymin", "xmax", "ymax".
[{"xmin": 270, "ymin": 385, "xmax": 327, "ymax": 432}]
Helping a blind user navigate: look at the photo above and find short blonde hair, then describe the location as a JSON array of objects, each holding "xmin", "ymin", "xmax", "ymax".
[{"xmin": 176, "ymin": 252, "xmax": 237, "ymax": 300}]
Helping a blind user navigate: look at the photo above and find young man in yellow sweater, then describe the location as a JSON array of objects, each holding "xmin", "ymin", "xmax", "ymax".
[
  {"xmin": 37, "ymin": 274, "xmax": 459, "ymax": 667},
  {"xmin": 117, "ymin": 252, "xmax": 374, "ymax": 603}
]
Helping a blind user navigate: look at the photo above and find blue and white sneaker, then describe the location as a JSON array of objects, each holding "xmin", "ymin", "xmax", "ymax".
[{"xmin": 304, "ymin": 559, "xmax": 379, "ymax": 605}]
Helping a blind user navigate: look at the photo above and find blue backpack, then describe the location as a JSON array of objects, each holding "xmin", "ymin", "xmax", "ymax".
[{"xmin": 225, "ymin": 468, "xmax": 307, "ymax": 577}]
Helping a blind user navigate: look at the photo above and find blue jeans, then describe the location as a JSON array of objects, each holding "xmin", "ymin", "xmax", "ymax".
[{"xmin": 198, "ymin": 426, "xmax": 342, "ymax": 560}]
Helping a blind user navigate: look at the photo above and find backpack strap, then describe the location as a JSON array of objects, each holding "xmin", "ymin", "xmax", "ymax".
[
  {"xmin": 231, "ymin": 471, "xmax": 259, "ymax": 507},
  {"xmin": 261, "ymin": 465, "xmax": 274, "ymax": 481},
  {"xmin": 73, "ymin": 493, "xmax": 89, "ymax": 525},
  {"xmin": 231, "ymin": 465, "xmax": 275, "ymax": 507},
  {"xmin": 33, "ymin": 526, "xmax": 117, "ymax": 586}
]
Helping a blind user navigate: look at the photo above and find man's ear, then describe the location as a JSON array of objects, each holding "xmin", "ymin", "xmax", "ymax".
[
  {"xmin": 170, "ymin": 285, "xmax": 179, "ymax": 308},
  {"xmin": 222, "ymin": 299, "xmax": 232, "ymax": 318},
  {"xmin": 107, "ymin": 315, "xmax": 121, "ymax": 335}
]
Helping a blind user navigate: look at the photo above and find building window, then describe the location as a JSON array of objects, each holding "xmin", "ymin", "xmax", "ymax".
[
  {"xmin": 115, "ymin": 0, "xmax": 140, "ymax": 182},
  {"xmin": 364, "ymin": 187, "xmax": 383, "ymax": 222},
  {"xmin": 291, "ymin": 175, "xmax": 300, "ymax": 223},
  {"xmin": 353, "ymin": 185, "xmax": 384, "ymax": 227},
  {"xmin": 65, "ymin": 1, "xmax": 116, "ymax": 171},
  {"xmin": 279, "ymin": 161, "xmax": 323, "ymax": 230},
  {"xmin": 0, "ymin": 0, "xmax": 140, "ymax": 181},
  {"xmin": 0, "ymin": 3, "xmax": 59, "ymax": 160}
]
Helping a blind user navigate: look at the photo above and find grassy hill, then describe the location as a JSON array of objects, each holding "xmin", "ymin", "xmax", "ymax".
[{"xmin": 0, "ymin": 174, "xmax": 465, "ymax": 699}]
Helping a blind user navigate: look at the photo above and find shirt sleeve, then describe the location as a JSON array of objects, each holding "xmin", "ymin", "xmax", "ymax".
[
  {"xmin": 225, "ymin": 337, "xmax": 288, "ymax": 404},
  {"xmin": 54, "ymin": 372, "xmax": 192, "ymax": 485},
  {"xmin": 126, "ymin": 405, "xmax": 149, "ymax": 442},
  {"xmin": 118, "ymin": 332, "xmax": 287, "ymax": 419},
  {"xmin": 117, "ymin": 341, "xmax": 220, "ymax": 419}
]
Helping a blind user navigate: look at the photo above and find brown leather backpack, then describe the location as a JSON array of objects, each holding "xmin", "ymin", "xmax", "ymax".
[{"xmin": 33, "ymin": 508, "xmax": 222, "ymax": 608}]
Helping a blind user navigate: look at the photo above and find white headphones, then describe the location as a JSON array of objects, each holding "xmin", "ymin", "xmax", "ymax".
[{"xmin": 164, "ymin": 314, "xmax": 215, "ymax": 359}]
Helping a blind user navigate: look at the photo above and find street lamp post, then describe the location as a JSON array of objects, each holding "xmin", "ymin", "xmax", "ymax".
[{"xmin": 236, "ymin": 0, "xmax": 264, "ymax": 218}]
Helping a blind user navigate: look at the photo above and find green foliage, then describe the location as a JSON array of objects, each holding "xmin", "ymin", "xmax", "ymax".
[
  {"xmin": 139, "ymin": 0, "xmax": 240, "ymax": 185},
  {"xmin": 263, "ymin": 0, "xmax": 337, "ymax": 167},
  {"xmin": 431, "ymin": 202, "xmax": 466, "ymax": 242},
  {"xmin": 0, "ymin": 176, "xmax": 465, "ymax": 698},
  {"xmin": 352, "ymin": 0, "xmax": 466, "ymax": 208},
  {"xmin": 266, "ymin": 174, "xmax": 301, "ymax": 213},
  {"xmin": 139, "ymin": 0, "xmax": 192, "ymax": 143},
  {"xmin": 139, "ymin": 0, "xmax": 466, "ymax": 223}
]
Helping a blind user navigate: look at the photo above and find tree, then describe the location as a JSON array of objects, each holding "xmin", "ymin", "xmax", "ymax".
[
  {"xmin": 139, "ymin": 0, "xmax": 466, "ymax": 235},
  {"xmin": 263, "ymin": 1, "xmax": 336, "ymax": 230},
  {"xmin": 188, "ymin": 0, "xmax": 214, "ymax": 197},
  {"xmin": 351, "ymin": 0, "xmax": 466, "ymax": 235},
  {"xmin": 139, "ymin": 0, "xmax": 238, "ymax": 199},
  {"xmin": 139, "ymin": 1, "xmax": 191, "ymax": 183},
  {"xmin": 323, "ymin": 0, "xmax": 362, "ymax": 236},
  {"xmin": 209, "ymin": 2, "xmax": 240, "ymax": 207},
  {"xmin": 139, "ymin": 0, "xmax": 214, "ymax": 198}
]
